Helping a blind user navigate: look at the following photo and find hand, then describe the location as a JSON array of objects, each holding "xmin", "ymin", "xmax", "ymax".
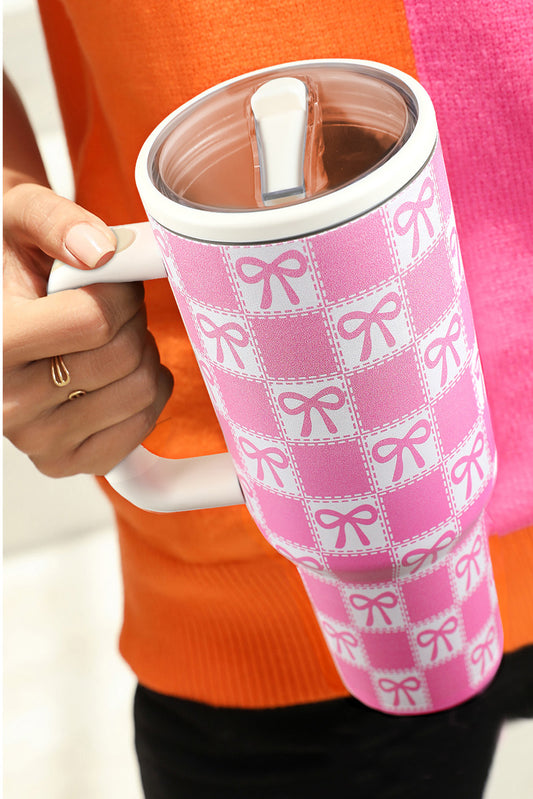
[{"xmin": 3, "ymin": 182, "xmax": 174, "ymax": 476}]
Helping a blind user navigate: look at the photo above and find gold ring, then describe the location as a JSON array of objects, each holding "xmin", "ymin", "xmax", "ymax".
[
  {"xmin": 68, "ymin": 390, "xmax": 87, "ymax": 400},
  {"xmin": 51, "ymin": 354, "xmax": 71, "ymax": 387}
]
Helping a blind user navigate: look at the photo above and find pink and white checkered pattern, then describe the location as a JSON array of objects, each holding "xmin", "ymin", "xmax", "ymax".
[{"xmin": 151, "ymin": 139, "xmax": 502, "ymax": 714}]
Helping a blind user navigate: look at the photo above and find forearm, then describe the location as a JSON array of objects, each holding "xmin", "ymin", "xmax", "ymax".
[{"xmin": 3, "ymin": 70, "xmax": 49, "ymax": 193}]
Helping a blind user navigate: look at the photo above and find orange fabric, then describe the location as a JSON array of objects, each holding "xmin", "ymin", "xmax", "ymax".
[
  {"xmin": 489, "ymin": 527, "xmax": 533, "ymax": 654},
  {"xmin": 36, "ymin": 0, "xmax": 532, "ymax": 707}
]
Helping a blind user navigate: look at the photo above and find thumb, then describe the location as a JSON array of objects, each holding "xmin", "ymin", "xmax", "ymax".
[{"xmin": 3, "ymin": 182, "xmax": 117, "ymax": 271}]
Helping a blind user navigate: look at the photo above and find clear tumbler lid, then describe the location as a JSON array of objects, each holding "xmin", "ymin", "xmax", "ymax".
[
  {"xmin": 138, "ymin": 60, "xmax": 436, "ymax": 242},
  {"xmin": 153, "ymin": 62, "xmax": 417, "ymax": 212}
]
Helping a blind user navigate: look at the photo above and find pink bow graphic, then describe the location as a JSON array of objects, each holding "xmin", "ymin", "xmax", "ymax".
[
  {"xmin": 278, "ymin": 387, "xmax": 345, "ymax": 437},
  {"xmin": 338, "ymin": 292, "xmax": 401, "ymax": 361},
  {"xmin": 315, "ymin": 504, "xmax": 378, "ymax": 548},
  {"xmin": 471, "ymin": 627, "xmax": 497, "ymax": 675},
  {"xmin": 235, "ymin": 249, "xmax": 307, "ymax": 309},
  {"xmin": 451, "ymin": 432, "xmax": 485, "ymax": 499},
  {"xmin": 372, "ymin": 419, "xmax": 431, "ymax": 482},
  {"xmin": 197, "ymin": 315, "xmax": 249, "ymax": 369},
  {"xmin": 378, "ymin": 677, "xmax": 421, "ymax": 707},
  {"xmin": 239, "ymin": 438, "xmax": 289, "ymax": 487},
  {"xmin": 393, "ymin": 177, "xmax": 435, "ymax": 257},
  {"xmin": 349, "ymin": 591, "xmax": 398, "ymax": 626},
  {"xmin": 424, "ymin": 314, "xmax": 462, "ymax": 387},
  {"xmin": 455, "ymin": 535, "xmax": 483, "ymax": 590},
  {"xmin": 417, "ymin": 616, "xmax": 458, "ymax": 661},
  {"xmin": 401, "ymin": 531, "xmax": 456, "ymax": 574},
  {"xmin": 322, "ymin": 623, "xmax": 359, "ymax": 659},
  {"xmin": 276, "ymin": 547, "xmax": 323, "ymax": 571}
]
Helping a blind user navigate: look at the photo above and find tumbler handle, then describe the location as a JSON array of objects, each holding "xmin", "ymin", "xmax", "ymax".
[{"xmin": 47, "ymin": 222, "xmax": 244, "ymax": 513}]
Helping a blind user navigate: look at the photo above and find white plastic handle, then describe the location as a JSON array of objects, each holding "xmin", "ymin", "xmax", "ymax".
[{"xmin": 48, "ymin": 222, "xmax": 244, "ymax": 513}]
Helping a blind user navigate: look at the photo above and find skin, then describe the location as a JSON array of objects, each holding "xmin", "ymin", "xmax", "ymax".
[{"xmin": 3, "ymin": 71, "xmax": 174, "ymax": 477}]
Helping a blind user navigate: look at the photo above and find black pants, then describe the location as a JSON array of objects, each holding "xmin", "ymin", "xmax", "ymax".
[{"xmin": 134, "ymin": 646, "xmax": 533, "ymax": 799}]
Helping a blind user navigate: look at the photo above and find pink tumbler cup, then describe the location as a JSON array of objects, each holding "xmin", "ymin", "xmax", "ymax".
[{"xmin": 49, "ymin": 60, "xmax": 503, "ymax": 714}]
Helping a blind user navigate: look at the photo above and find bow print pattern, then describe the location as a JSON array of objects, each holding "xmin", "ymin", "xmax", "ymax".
[
  {"xmin": 315, "ymin": 505, "xmax": 378, "ymax": 548},
  {"xmin": 393, "ymin": 177, "xmax": 435, "ymax": 257},
  {"xmin": 417, "ymin": 616, "xmax": 458, "ymax": 661},
  {"xmin": 451, "ymin": 432, "xmax": 485, "ymax": 499},
  {"xmin": 276, "ymin": 547, "xmax": 323, "ymax": 571},
  {"xmin": 424, "ymin": 314, "xmax": 462, "ymax": 387},
  {"xmin": 471, "ymin": 627, "xmax": 497, "ymax": 676},
  {"xmin": 372, "ymin": 419, "xmax": 432, "ymax": 482},
  {"xmin": 235, "ymin": 250, "xmax": 307, "ymax": 309},
  {"xmin": 239, "ymin": 438, "xmax": 289, "ymax": 487},
  {"xmin": 455, "ymin": 535, "xmax": 483, "ymax": 590},
  {"xmin": 322, "ymin": 623, "xmax": 359, "ymax": 659},
  {"xmin": 378, "ymin": 677, "xmax": 421, "ymax": 707},
  {"xmin": 349, "ymin": 591, "xmax": 398, "ymax": 626},
  {"xmin": 197, "ymin": 314, "xmax": 249, "ymax": 368},
  {"xmin": 278, "ymin": 387, "xmax": 345, "ymax": 437},
  {"xmin": 338, "ymin": 292, "xmax": 402, "ymax": 361},
  {"xmin": 401, "ymin": 531, "xmax": 456, "ymax": 574}
]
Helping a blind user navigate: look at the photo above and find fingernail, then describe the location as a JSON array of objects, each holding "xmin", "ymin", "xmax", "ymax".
[{"xmin": 65, "ymin": 223, "xmax": 116, "ymax": 268}]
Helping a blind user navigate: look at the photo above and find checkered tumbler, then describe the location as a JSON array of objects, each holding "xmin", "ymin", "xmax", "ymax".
[{"xmin": 152, "ymin": 139, "xmax": 503, "ymax": 714}]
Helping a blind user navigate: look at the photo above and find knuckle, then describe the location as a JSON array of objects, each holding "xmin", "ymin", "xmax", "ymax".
[
  {"xmin": 133, "ymin": 365, "xmax": 159, "ymax": 408},
  {"xmin": 107, "ymin": 322, "xmax": 145, "ymax": 378},
  {"xmin": 76, "ymin": 291, "xmax": 120, "ymax": 348},
  {"xmin": 135, "ymin": 404, "xmax": 159, "ymax": 437},
  {"xmin": 128, "ymin": 351, "xmax": 160, "ymax": 408}
]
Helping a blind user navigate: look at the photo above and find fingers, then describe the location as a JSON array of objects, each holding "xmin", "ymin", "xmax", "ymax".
[
  {"xmin": 3, "ymin": 181, "xmax": 175, "ymax": 478},
  {"xmin": 3, "ymin": 182, "xmax": 116, "ymax": 270},
  {"xmin": 7, "ymin": 342, "xmax": 174, "ymax": 477},
  {"xmin": 3, "ymin": 281, "xmax": 146, "ymax": 367},
  {"xmin": 4, "ymin": 307, "xmax": 151, "ymax": 425}
]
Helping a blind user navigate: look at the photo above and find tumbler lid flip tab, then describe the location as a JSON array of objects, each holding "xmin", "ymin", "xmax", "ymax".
[{"xmin": 251, "ymin": 77, "xmax": 308, "ymax": 206}]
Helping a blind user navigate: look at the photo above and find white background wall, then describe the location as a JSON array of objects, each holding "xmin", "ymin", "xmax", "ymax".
[{"xmin": 3, "ymin": 4, "xmax": 142, "ymax": 796}]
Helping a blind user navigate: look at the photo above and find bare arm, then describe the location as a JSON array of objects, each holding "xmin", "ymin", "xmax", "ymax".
[{"xmin": 3, "ymin": 70, "xmax": 49, "ymax": 190}]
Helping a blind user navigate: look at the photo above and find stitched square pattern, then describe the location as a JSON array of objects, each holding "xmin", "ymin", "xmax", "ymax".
[
  {"xmin": 164, "ymin": 232, "xmax": 240, "ymax": 310},
  {"xmin": 212, "ymin": 369, "xmax": 280, "ymax": 438},
  {"xmin": 402, "ymin": 239, "xmax": 456, "ymax": 337},
  {"xmin": 348, "ymin": 347, "xmax": 426, "ymax": 430},
  {"xmin": 383, "ymin": 470, "xmax": 451, "ymax": 543},
  {"xmin": 433, "ymin": 371, "xmax": 478, "ymax": 454},
  {"xmin": 402, "ymin": 565, "xmax": 454, "ymax": 623},
  {"xmin": 225, "ymin": 241, "xmax": 322, "ymax": 313},
  {"xmin": 290, "ymin": 440, "xmax": 371, "ymax": 498},
  {"xmin": 385, "ymin": 170, "xmax": 443, "ymax": 270},
  {"xmin": 361, "ymin": 630, "xmax": 415, "ymax": 671},
  {"xmin": 461, "ymin": 575, "xmax": 493, "ymax": 641},
  {"xmin": 324, "ymin": 549, "xmax": 395, "ymax": 582},
  {"xmin": 189, "ymin": 303, "xmax": 262, "ymax": 377},
  {"xmin": 310, "ymin": 212, "xmax": 396, "ymax": 302},
  {"xmin": 251, "ymin": 312, "xmax": 339, "ymax": 379},
  {"xmin": 300, "ymin": 572, "xmax": 352, "ymax": 625},
  {"xmin": 152, "ymin": 141, "xmax": 500, "ymax": 714},
  {"xmin": 254, "ymin": 485, "xmax": 315, "ymax": 548},
  {"xmin": 424, "ymin": 657, "xmax": 470, "ymax": 710},
  {"xmin": 329, "ymin": 282, "xmax": 412, "ymax": 370}
]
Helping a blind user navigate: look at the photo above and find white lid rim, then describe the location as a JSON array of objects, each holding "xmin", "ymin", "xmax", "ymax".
[{"xmin": 135, "ymin": 59, "xmax": 438, "ymax": 244}]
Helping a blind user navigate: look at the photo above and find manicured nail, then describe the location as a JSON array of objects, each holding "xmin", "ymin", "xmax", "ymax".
[{"xmin": 65, "ymin": 223, "xmax": 116, "ymax": 268}]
